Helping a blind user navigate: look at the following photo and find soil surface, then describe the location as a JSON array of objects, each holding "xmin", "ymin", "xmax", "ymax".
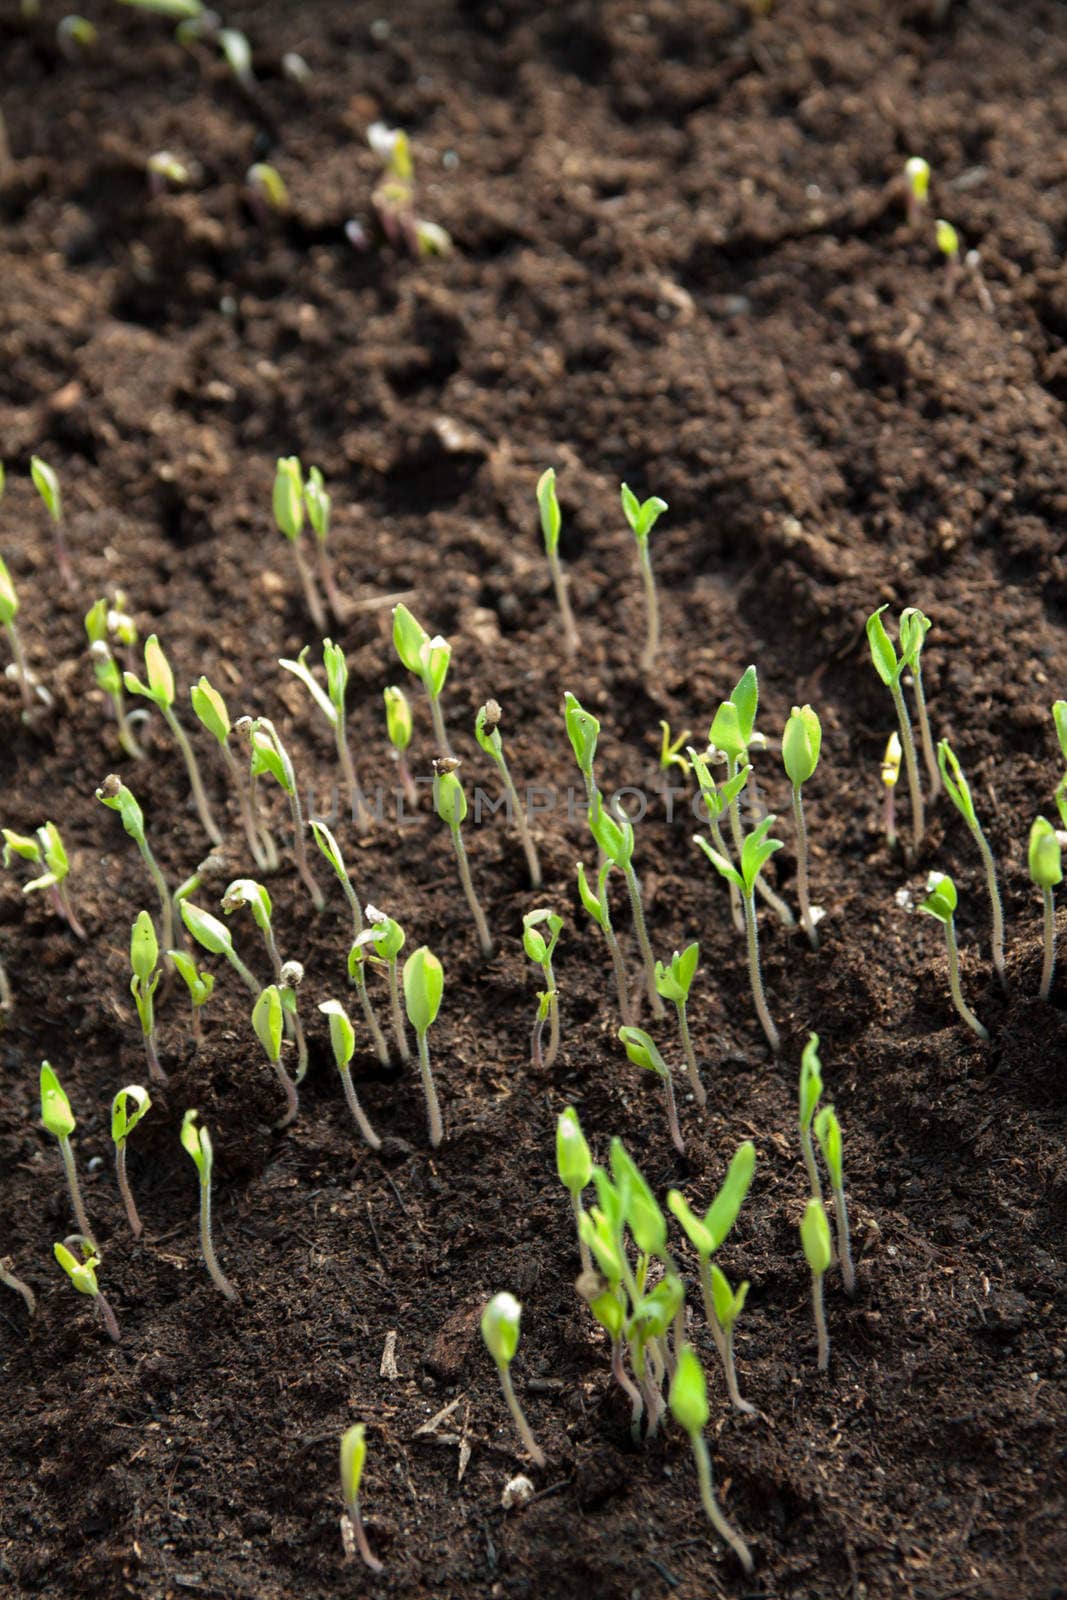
[{"xmin": 1, "ymin": 2, "xmax": 1065, "ymax": 1598}]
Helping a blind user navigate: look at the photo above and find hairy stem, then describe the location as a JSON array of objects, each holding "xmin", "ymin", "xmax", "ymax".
[
  {"xmin": 690, "ymin": 1432, "xmax": 754, "ymax": 1574},
  {"xmin": 498, "ymin": 1366, "xmax": 545, "ymax": 1467},
  {"xmin": 116, "ymin": 1143, "xmax": 143, "ymax": 1238},
  {"xmin": 339, "ymin": 1065, "xmax": 381, "ymax": 1150},
  {"xmin": 221, "ymin": 740, "xmax": 270, "ymax": 869},
  {"xmin": 5, "ymin": 619, "xmax": 34, "ymax": 709},
  {"xmin": 912, "ymin": 665, "xmax": 941, "ymax": 800},
  {"xmin": 663, "ymin": 1068, "xmax": 685, "ymax": 1156},
  {"xmin": 623, "ymin": 863, "xmax": 664, "ymax": 1019},
  {"xmin": 832, "ymin": 1182, "xmax": 855, "ymax": 1296},
  {"xmin": 945, "ymin": 920, "xmax": 989, "ymax": 1040},
  {"xmin": 136, "ymin": 839, "xmax": 174, "ymax": 951},
  {"xmin": 968, "ymin": 819, "xmax": 1005, "ymax": 986},
  {"xmin": 890, "ymin": 681, "xmax": 924, "ymax": 851},
  {"xmin": 792, "ymin": 785, "xmax": 819, "ymax": 948},
  {"xmin": 291, "ymin": 540, "xmax": 327, "ymax": 632},
  {"xmin": 428, "ymin": 689, "xmax": 454, "ymax": 760},
  {"xmin": 387, "ymin": 960, "xmax": 411, "ymax": 1063},
  {"xmin": 547, "ymin": 547, "xmax": 580, "ymax": 659},
  {"xmin": 59, "ymin": 1136, "xmax": 95, "ymax": 1248},
  {"xmin": 417, "ymin": 1030, "xmax": 443, "ymax": 1147},
  {"xmin": 744, "ymin": 889, "xmax": 779, "ymax": 1053},
  {"xmin": 144, "ymin": 1029, "xmax": 168, "ymax": 1085},
  {"xmin": 612, "ymin": 1337, "xmax": 645, "ymax": 1441},
  {"xmin": 450, "ymin": 825, "xmax": 494, "ymax": 958},
  {"xmin": 95, "ymin": 1292, "xmax": 121, "ymax": 1342},
  {"xmin": 1040, "ymin": 885, "xmax": 1056, "ymax": 1002},
  {"xmin": 199, "ymin": 1177, "xmax": 237, "ymax": 1300},
  {"xmin": 162, "ymin": 706, "xmax": 223, "ymax": 846},
  {"xmin": 495, "ymin": 751, "xmax": 542, "ymax": 887},
  {"xmin": 812, "ymin": 1271, "xmax": 830, "ymax": 1372},
  {"xmin": 569, "ymin": 1190, "xmax": 592, "ymax": 1275},
  {"xmin": 676, "ymin": 1002, "xmax": 706, "ymax": 1107},
  {"xmin": 639, "ymin": 549, "xmax": 659, "ymax": 678}
]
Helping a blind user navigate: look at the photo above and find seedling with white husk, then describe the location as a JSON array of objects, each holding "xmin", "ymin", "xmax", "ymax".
[
  {"xmin": 481, "ymin": 1293, "xmax": 545, "ymax": 1468},
  {"xmin": 303, "ymin": 466, "xmax": 345, "ymax": 622},
  {"xmin": 180, "ymin": 1110, "xmax": 237, "ymax": 1300},
  {"xmin": 938, "ymin": 739, "xmax": 1005, "ymax": 984},
  {"xmin": 31, "ymin": 454, "xmax": 73, "ymax": 590},
  {"xmin": 867, "ymin": 605, "xmax": 930, "ymax": 849},
  {"xmin": 576, "ymin": 858, "xmax": 632, "ymax": 1023},
  {"xmin": 95, "ymin": 776, "xmax": 175, "ymax": 949},
  {"xmin": 588, "ymin": 791, "xmax": 663, "ymax": 1019},
  {"xmin": 124, "ymin": 635, "xmax": 223, "ymax": 846},
  {"xmin": 86, "ymin": 599, "xmax": 144, "ymax": 758},
  {"xmin": 403, "ymin": 946, "xmax": 445, "ymax": 1146},
  {"xmin": 1028, "ymin": 817, "xmax": 1062, "ymax": 1002},
  {"xmin": 383, "ymin": 686, "xmax": 418, "ymax": 808},
  {"xmin": 919, "ymin": 872, "xmax": 989, "ymax": 1040},
  {"xmin": 695, "ymin": 814, "xmax": 784, "ymax": 1053},
  {"xmin": 130, "ymin": 910, "xmax": 166, "ymax": 1084},
  {"xmin": 368, "ymin": 122, "xmax": 452, "ymax": 257},
  {"xmin": 476, "ymin": 699, "xmax": 542, "ymax": 887},
  {"xmin": 319, "ymin": 999, "xmax": 381, "ymax": 1149},
  {"xmin": 782, "ymin": 704, "xmax": 823, "ymax": 947},
  {"xmin": 252, "ymin": 984, "xmax": 300, "ymax": 1126},
  {"xmin": 0, "ymin": 1257, "xmax": 35, "ymax": 1317},
  {"xmin": 191, "ymin": 676, "xmax": 276, "ymax": 869},
  {"xmin": 0, "ymin": 551, "xmax": 44, "ymax": 715},
  {"xmin": 2, "ymin": 821, "xmax": 85, "ymax": 938},
  {"xmin": 241, "ymin": 716, "xmax": 325, "ymax": 910},
  {"xmin": 392, "ymin": 603, "xmax": 454, "ymax": 757},
  {"xmin": 618, "ymin": 1026, "xmax": 685, "ymax": 1155},
  {"xmin": 168, "ymin": 948, "xmax": 214, "ymax": 1043},
  {"xmin": 881, "ymin": 731, "xmax": 902, "ymax": 849},
  {"xmin": 111, "ymin": 1085, "xmax": 151, "ymax": 1237},
  {"xmin": 668, "ymin": 1347, "xmax": 753, "ymax": 1573},
  {"xmin": 351, "ymin": 905, "xmax": 409, "ymax": 1063},
  {"xmin": 708, "ymin": 666, "xmax": 794, "ymax": 929},
  {"xmin": 279, "ymin": 641, "xmax": 368, "ymax": 826},
  {"xmin": 339, "ymin": 1423, "xmax": 382, "ymax": 1572},
  {"xmin": 620, "ymin": 483, "xmax": 668, "ymax": 678},
  {"xmin": 556, "ymin": 1107, "xmax": 593, "ymax": 1274},
  {"xmin": 904, "ymin": 155, "xmax": 930, "ymax": 228},
  {"xmin": 54, "ymin": 1237, "xmax": 119, "ymax": 1341},
  {"xmin": 434, "ymin": 763, "xmax": 494, "ymax": 957},
  {"xmin": 40, "ymin": 1063, "xmax": 96, "ymax": 1247},
  {"xmin": 522, "ymin": 909, "xmax": 562, "ymax": 1067},
  {"xmin": 800, "ymin": 1197, "xmax": 832, "ymax": 1371},
  {"xmin": 273, "ymin": 456, "xmax": 327, "ymax": 631},
  {"xmin": 815, "ymin": 1104, "xmax": 855, "ymax": 1294},
  {"xmin": 537, "ymin": 469, "xmax": 580, "ymax": 658},
  {"xmin": 654, "ymin": 942, "xmax": 704, "ymax": 1107}
]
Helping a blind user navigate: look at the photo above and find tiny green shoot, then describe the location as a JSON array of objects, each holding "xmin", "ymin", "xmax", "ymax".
[
  {"xmin": 688, "ymin": 744, "xmax": 746, "ymax": 933},
  {"xmin": 1028, "ymin": 817, "xmax": 1062, "ymax": 1002},
  {"xmin": 146, "ymin": 150, "xmax": 192, "ymax": 193},
  {"xmin": 668, "ymin": 1347, "xmax": 753, "ymax": 1573},
  {"xmin": 279, "ymin": 641, "xmax": 368, "ymax": 826},
  {"xmin": 403, "ymin": 946, "xmax": 445, "ymax": 1146},
  {"xmin": 620, "ymin": 483, "xmax": 668, "ymax": 677},
  {"xmin": 252, "ymin": 984, "xmax": 299, "ymax": 1127},
  {"xmin": 95, "ymin": 775, "xmax": 175, "ymax": 948},
  {"xmin": 537, "ymin": 469, "xmax": 579, "ymax": 658},
  {"xmin": 307, "ymin": 818, "xmax": 389, "ymax": 1062},
  {"xmin": 111, "ymin": 1085, "xmax": 151, "ymax": 1238},
  {"xmin": 694, "ymin": 814, "xmax": 783, "ymax": 1053},
  {"xmin": 54, "ymin": 1237, "xmax": 119, "ymax": 1342},
  {"xmin": 588, "ymin": 790, "xmax": 664, "ymax": 1019},
  {"xmin": 936, "ymin": 217, "xmax": 962, "ymax": 294},
  {"xmin": 938, "ymin": 739, "xmax": 1005, "ymax": 984},
  {"xmin": 800, "ymin": 1198, "xmax": 832, "ymax": 1372},
  {"xmin": 352, "ymin": 905, "xmax": 409, "ymax": 1063},
  {"xmin": 219, "ymin": 27, "xmax": 254, "ymax": 89},
  {"xmin": 904, "ymin": 156, "xmax": 930, "ymax": 228},
  {"xmin": 522, "ymin": 909, "xmax": 562, "ymax": 1067},
  {"xmin": 368, "ymin": 121, "xmax": 452, "ymax": 257},
  {"xmin": 130, "ymin": 909, "xmax": 166, "ymax": 1084},
  {"xmin": 654, "ymin": 942, "xmax": 704, "ymax": 1107},
  {"xmin": 576, "ymin": 858, "xmax": 631, "ymax": 1023},
  {"xmin": 2, "ymin": 820, "xmax": 86, "ymax": 938},
  {"xmin": 318, "ymin": 999, "xmax": 381, "ymax": 1150},
  {"xmin": 898, "ymin": 608, "xmax": 940, "ymax": 800},
  {"xmin": 814, "ymin": 1104, "xmax": 855, "ymax": 1295},
  {"xmin": 782, "ymin": 704, "xmax": 823, "ymax": 947},
  {"xmin": 392, "ymin": 602, "xmax": 454, "ymax": 757},
  {"xmin": 481, "ymin": 1293, "xmax": 545, "ymax": 1468},
  {"xmin": 124, "ymin": 635, "xmax": 223, "ymax": 846},
  {"xmin": 710, "ymin": 665, "xmax": 794, "ymax": 927},
  {"xmin": 85, "ymin": 598, "xmax": 144, "ymax": 758},
  {"xmin": 383, "ymin": 686, "xmax": 418, "ymax": 809},
  {"xmin": 30, "ymin": 454, "xmax": 73, "ymax": 591},
  {"xmin": 180, "ymin": 900, "xmax": 263, "ymax": 995},
  {"xmin": 57, "ymin": 15, "xmax": 97, "ymax": 57},
  {"xmin": 798, "ymin": 1031, "xmax": 824, "ymax": 1202},
  {"xmin": 243, "ymin": 716, "xmax": 325, "ymax": 910},
  {"xmin": 531, "ymin": 988, "xmax": 555, "ymax": 1071},
  {"xmin": 273, "ymin": 456, "xmax": 327, "ymax": 630},
  {"xmin": 476, "ymin": 699, "xmax": 542, "ymax": 887},
  {"xmin": 867, "ymin": 606, "xmax": 926, "ymax": 851},
  {"xmin": 556, "ymin": 1106, "xmax": 593, "ymax": 1274},
  {"xmin": 434, "ymin": 762, "xmax": 494, "ymax": 957},
  {"xmin": 180, "ymin": 1110, "xmax": 237, "ymax": 1300},
  {"xmin": 0, "ymin": 550, "xmax": 38, "ymax": 714},
  {"xmin": 919, "ymin": 872, "xmax": 989, "ymax": 1040},
  {"xmin": 303, "ymin": 466, "xmax": 345, "ymax": 622},
  {"xmin": 168, "ymin": 948, "xmax": 215, "ymax": 1043},
  {"xmin": 246, "ymin": 162, "xmax": 289, "ymax": 217},
  {"xmin": 191, "ymin": 676, "xmax": 276, "ymax": 869},
  {"xmin": 40, "ymin": 1062, "xmax": 95, "ymax": 1247},
  {"xmin": 339, "ymin": 1424, "xmax": 382, "ymax": 1572},
  {"xmin": 618, "ymin": 1025, "xmax": 685, "ymax": 1155}
]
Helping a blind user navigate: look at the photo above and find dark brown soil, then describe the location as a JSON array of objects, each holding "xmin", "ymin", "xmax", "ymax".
[{"xmin": 1, "ymin": 2, "xmax": 1065, "ymax": 1597}]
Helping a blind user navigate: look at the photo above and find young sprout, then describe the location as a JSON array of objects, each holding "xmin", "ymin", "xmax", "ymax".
[
  {"xmin": 531, "ymin": 989, "xmax": 555, "ymax": 1071},
  {"xmin": 814, "ymin": 1105, "xmax": 855, "ymax": 1295},
  {"xmin": 710, "ymin": 666, "xmax": 793, "ymax": 929},
  {"xmin": 654, "ymin": 942, "xmax": 704, "ymax": 1107},
  {"xmin": 866, "ymin": 606, "xmax": 925, "ymax": 851},
  {"xmin": 2, "ymin": 821, "xmax": 85, "ymax": 938},
  {"xmin": 339, "ymin": 1423, "xmax": 382, "ymax": 1572},
  {"xmin": 576, "ymin": 858, "xmax": 631, "ymax": 1023},
  {"xmin": 588, "ymin": 791, "xmax": 664, "ymax": 1019},
  {"xmin": 252, "ymin": 984, "xmax": 299, "ymax": 1127},
  {"xmin": 392, "ymin": 603, "xmax": 454, "ymax": 757},
  {"xmin": 668, "ymin": 1347, "xmax": 753, "ymax": 1574},
  {"xmin": 476, "ymin": 700, "xmax": 542, "ymax": 888},
  {"xmin": 384, "ymin": 686, "xmax": 418, "ymax": 809},
  {"xmin": 279, "ymin": 640, "xmax": 368, "ymax": 826},
  {"xmin": 57, "ymin": 15, "xmax": 97, "ymax": 57},
  {"xmin": 191, "ymin": 676, "xmax": 275, "ymax": 869},
  {"xmin": 168, "ymin": 947, "xmax": 214, "ymax": 1043},
  {"xmin": 124, "ymin": 635, "xmax": 223, "ymax": 846},
  {"xmin": 800, "ymin": 1198, "xmax": 832, "ymax": 1372},
  {"xmin": 54, "ymin": 1238, "xmax": 119, "ymax": 1342},
  {"xmin": 111, "ymin": 1085, "xmax": 151, "ymax": 1238},
  {"xmin": 688, "ymin": 745, "xmax": 746, "ymax": 933},
  {"xmin": 898, "ymin": 608, "xmax": 939, "ymax": 799},
  {"xmin": 95, "ymin": 775, "xmax": 174, "ymax": 948},
  {"xmin": 695, "ymin": 814, "xmax": 784, "ymax": 1053},
  {"xmin": 319, "ymin": 999, "xmax": 381, "ymax": 1150},
  {"xmin": 0, "ymin": 1256, "xmax": 36, "ymax": 1317},
  {"xmin": 564, "ymin": 691, "xmax": 600, "ymax": 814},
  {"xmin": 219, "ymin": 26, "xmax": 254, "ymax": 88},
  {"xmin": 481, "ymin": 1293, "xmax": 545, "ymax": 1468},
  {"xmin": 1028, "ymin": 817, "xmax": 1062, "ymax": 1002},
  {"xmin": 556, "ymin": 1106, "xmax": 593, "ymax": 1274},
  {"xmin": 618, "ymin": 1026, "xmax": 684, "ymax": 1155},
  {"xmin": 1052, "ymin": 701, "xmax": 1067, "ymax": 831},
  {"xmin": 434, "ymin": 763, "xmax": 494, "ymax": 958},
  {"xmin": 243, "ymin": 716, "xmax": 325, "ymax": 910},
  {"xmin": 0, "ymin": 550, "xmax": 37, "ymax": 713},
  {"xmin": 180, "ymin": 1110, "xmax": 237, "ymax": 1300},
  {"xmin": 798, "ymin": 1032, "xmax": 824, "ymax": 1202},
  {"xmin": 86, "ymin": 599, "xmax": 144, "ymax": 758},
  {"xmin": 30, "ymin": 455, "xmax": 73, "ymax": 591},
  {"xmin": 403, "ymin": 946, "xmax": 445, "ymax": 1147},
  {"xmin": 306, "ymin": 819, "xmax": 390, "ymax": 1063},
  {"xmin": 222, "ymin": 876, "xmax": 282, "ymax": 976},
  {"xmin": 146, "ymin": 149, "xmax": 192, "ymax": 193},
  {"xmin": 904, "ymin": 155, "xmax": 930, "ymax": 228},
  {"xmin": 303, "ymin": 466, "xmax": 345, "ymax": 622},
  {"xmin": 274, "ymin": 456, "xmax": 327, "ymax": 631},
  {"xmin": 246, "ymin": 161, "xmax": 289, "ymax": 218},
  {"xmin": 352, "ymin": 906, "xmax": 409, "ymax": 1063},
  {"xmin": 368, "ymin": 121, "xmax": 452, "ymax": 257},
  {"xmin": 659, "ymin": 721, "xmax": 691, "ymax": 776},
  {"xmin": 40, "ymin": 1063, "xmax": 95, "ymax": 1247},
  {"xmin": 522, "ymin": 909, "xmax": 562, "ymax": 1067},
  {"xmin": 938, "ymin": 739, "xmax": 1005, "ymax": 984},
  {"xmin": 537, "ymin": 469, "xmax": 580, "ymax": 658},
  {"xmin": 919, "ymin": 872, "xmax": 989, "ymax": 1040},
  {"xmin": 180, "ymin": 900, "xmax": 262, "ymax": 996},
  {"xmin": 620, "ymin": 483, "xmax": 668, "ymax": 678},
  {"xmin": 130, "ymin": 910, "xmax": 166, "ymax": 1084},
  {"xmin": 881, "ymin": 731, "xmax": 902, "ymax": 849},
  {"xmin": 936, "ymin": 218, "xmax": 962, "ymax": 294},
  {"xmin": 782, "ymin": 704, "xmax": 823, "ymax": 947}
]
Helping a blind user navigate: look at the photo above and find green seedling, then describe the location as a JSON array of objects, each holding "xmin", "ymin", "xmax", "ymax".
[
  {"xmin": 40, "ymin": 1062, "xmax": 95, "ymax": 1247},
  {"xmin": 481, "ymin": 1293, "xmax": 545, "ymax": 1468},
  {"xmin": 180, "ymin": 1110, "xmax": 237, "ymax": 1300},
  {"xmin": 710, "ymin": 666, "xmax": 794, "ymax": 929},
  {"xmin": 1052, "ymin": 702, "xmax": 1067, "ymax": 832},
  {"xmin": 1028, "ymin": 817, "xmax": 1062, "ymax": 1002},
  {"xmin": 191, "ymin": 676, "xmax": 276, "ymax": 869},
  {"xmin": 130, "ymin": 909, "xmax": 166, "ymax": 1084},
  {"xmin": 618, "ymin": 1026, "xmax": 685, "ymax": 1155},
  {"xmin": 124, "ymin": 635, "xmax": 222, "ymax": 846},
  {"xmin": 339, "ymin": 1423, "xmax": 382, "ymax": 1572},
  {"xmin": 0, "ymin": 1256, "xmax": 36, "ymax": 1317},
  {"xmin": 0, "ymin": 550, "xmax": 40, "ymax": 714},
  {"xmin": 620, "ymin": 483, "xmax": 668, "ymax": 677},
  {"xmin": 307, "ymin": 818, "xmax": 390, "ymax": 1063},
  {"xmin": 146, "ymin": 150, "xmax": 193, "ymax": 193},
  {"xmin": 368, "ymin": 121, "xmax": 452, "ymax": 257},
  {"xmin": 668, "ymin": 1140, "xmax": 757, "ymax": 1414},
  {"xmin": 95, "ymin": 775, "xmax": 175, "ymax": 948},
  {"xmin": 117, "ymin": 0, "xmax": 206, "ymax": 16},
  {"xmin": 937, "ymin": 739, "xmax": 1005, "ymax": 984},
  {"xmin": 111, "ymin": 1085, "xmax": 151, "ymax": 1238},
  {"xmin": 54, "ymin": 1237, "xmax": 119, "ymax": 1342},
  {"xmin": 668, "ymin": 1347, "xmax": 753, "ymax": 1573},
  {"xmin": 180, "ymin": 900, "xmax": 262, "ymax": 996},
  {"xmin": 274, "ymin": 456, "xmax": 327, "ymax": 631},
  {"xmin": 556, "ymin": 1106, "xmax": 593, "ymax": 1274},
  {"xmin": 654, "ymin": 942, "xmax": 704, "ymax": 1107},
  {"xmin": 688, "ymin": 744, "xmax": 747, "ymax": 933},
  {"xmin": 392, "ymin": 603, "xmax": 454, "ymax": 757},
  {"xmin": 898, "ymin": 608, "xmax": 939, "ymax": 800},
  {"xmin": 434, "ymin": 763, "xmax": 494, "ymax": 957},
  {"xmin": 800, "ymin": 1198, "xmax": 832, "ymax": 1372},
  {"xmin": 252, "ymin": 984, "xmax": 299, "ymax": 1127},
  {"xmin": 2, "ymin": 821, "xmax": 85, "ymax": 938},
  {"xmin": 246, "ymin": 161, "xmax": 289, "ymax": 217},
  {"xmin": 659, "ymin": 720, "xmax": 691, "ymax": 776},
  {"xmin": 797, "ymin": 1029, "xmax": 826, "ymax": 1201},
  {"xmin": 223, "ymin": 879, "xmax": 309, "ymax": 1079},
  {"xmin": 242, "ymin": 716, "xmax": 324, "ymax": 910},
  {"xmin": 531, "ymin": 988, "xmax": 555, "ymax": 1071},
  {"xmin": 279, "ymin": 641, "xmax": 368, "ymax": 826},
  {"xmin": 219, "ymin": 27, "xmax": 253, "ymax": 88},
  {"xmin": 919, "ymin": 872, "xmax": 989, "ymax": 1040},
  {"xmin": 85, "ymin": 599, "xmax": 144, "ymax": 758},
  {"xmin": 57, "ymin": 15, "xmax": 97, "ymax": 57},
  {"xmin": 537, "ymin": 469, "xmax": 580, "ymax": 658},
  {"xmin": 319, "ymin": 999, "xmax": 381, "ymax": 1149},
  {"xmin": 695, "ymin": 814, "xmax": 784, "ymax": 1053},
  {"xmin": 936, "ymin": 218, "xmax": 962, "ymax": 294},
  {"xmin": 867, "ymin": 606, "xmax": 926, "ymax": 851},
  {"xmin": 576, "ymin": 857, "xmax": 631, "ymax": 1023},
  {"xmin": 352, "ymin": 905, "xmax": 409, "ymax": 1064},
  {"xmin": 403, "ymin": 946, "xmax": 445, "ymax": 1146},
  {"xmin": 564, "ymin": 691, "xmax": 600, "ymax": 814},
  {"xmin": 782, "ymin": 704, "xmax": 823, "ymax": 947},
  {"xmin": 814, "ymin": 1105, "xmax": 854, "ymax": 1295},
  {"xmin": 303, "ymin": 466, "xmax": 344, "ymax": 622},
  {"xmin": 881, "ymin": 731, "xmax": 902, "ymax": 848},
  {"xmin": 30, "ymin": 455, "xmax": 73, "ymax": 591},
  {"xmin": 904, "ymin": 155, "xmax": 930, "ymax": 228},
  {"xmin": 476, "ymin": 699, "xmax": 542, "ymax": 888},
  {"xmin": 589, "ymin": 790, "xmax": 664, "ymax": 1019},
  {"xmin": 383, "ymin": 686, "xmax": 418, "ymax": 809},
  {"xmin": 168, "ymin": 948, "xmax": 215, "ymax": 1043},
  {"xmin": 522, "ymin": 909, "xmax": 562, "ymax": 1067}
]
